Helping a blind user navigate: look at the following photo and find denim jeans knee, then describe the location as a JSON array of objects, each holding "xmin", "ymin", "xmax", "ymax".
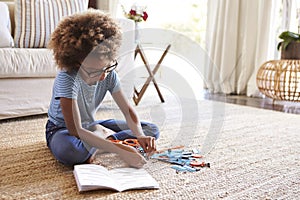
[{"xmin": 96, "ymin": 119, "xmax": 160, "ymax": 140}]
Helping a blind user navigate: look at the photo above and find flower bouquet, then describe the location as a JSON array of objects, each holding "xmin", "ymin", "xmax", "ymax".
[
  {"xmin": 122, "ymin": 4, "xmax": 148, "ymax": 43},
  {"xmin": 122, "ymin": 4, "xmax": 148, "ymax": 22}
]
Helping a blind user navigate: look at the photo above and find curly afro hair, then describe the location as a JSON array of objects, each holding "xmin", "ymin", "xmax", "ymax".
[{"xmin": 48, "ymin": 9, "xmax": 122, "ymax": 72}]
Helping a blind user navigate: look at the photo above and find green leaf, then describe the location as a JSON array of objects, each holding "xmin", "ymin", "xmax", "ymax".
[
  {"xmin": 287, "ymin": 31, "xmax": 300, "ymax": 40},
  {"xmin": 277, "ymin": 41, "xmax": 282, "ymax": 50},
  {"xmin": 282, "ymin": 41, "xmax": 290, "ymax": 50},
  {"xmin": 277, "ymin": 31, "xmax": 300, "ymax": 51},
  {"xmin": 279, "ymin": 31, "xmax": 300, "ymax": 40}
]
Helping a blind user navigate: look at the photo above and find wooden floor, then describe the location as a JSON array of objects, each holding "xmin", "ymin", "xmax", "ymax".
[{"xmin": 201, "ymin": 90, "xmax": 300, "ymax": 115}]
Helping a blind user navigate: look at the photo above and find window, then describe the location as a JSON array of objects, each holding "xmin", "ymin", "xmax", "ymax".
[
  {"xmin": 116, "ymin": 0, "xmax": 207, "ymax": 99},
  {"xmin": 272, "ymin": 0, "xmax": 300, "ymax": 59},
  {"xmin": 116, "ymin": 0, "xmax": 207, "ymax": 47}
]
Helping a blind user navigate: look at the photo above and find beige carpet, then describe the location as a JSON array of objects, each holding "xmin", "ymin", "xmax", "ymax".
[{"xmin": 0, "ymin": 92, "xmax": 299, "ymax": 199}]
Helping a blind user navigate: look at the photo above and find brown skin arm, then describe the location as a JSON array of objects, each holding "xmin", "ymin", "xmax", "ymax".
[
  {"xmin": 111, "ymin": 90, "xmax": 157, "ymax": 156},
  {"xmin": 60, "ymin": 97, "xmax": 80, "ymax": 137},
  {"xmin": 60, "ymin": 97, "xmax": 147, "ymax": 168}
]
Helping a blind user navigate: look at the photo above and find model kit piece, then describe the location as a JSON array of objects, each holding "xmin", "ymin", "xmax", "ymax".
[
  {"xmin": 151, "ymin": 148, "xmax": 210, "ymax": 173},
  {"xmin": 171, "ymin": 165, "xmax": 187, "ymax": 172},
  {"xmin": 111, "ymin": 139, "xmax": 145, "ymax": 156}
]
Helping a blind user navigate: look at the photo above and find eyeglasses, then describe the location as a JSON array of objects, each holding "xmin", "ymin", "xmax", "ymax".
[{"xmin": 80, "ymin": 60, "xmax": 118, "ymax": 78}]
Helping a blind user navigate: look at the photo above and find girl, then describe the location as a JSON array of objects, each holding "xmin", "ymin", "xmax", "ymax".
[{"xmin": 45, "ymin": 9, "xmax": 159, "ymax": 168}]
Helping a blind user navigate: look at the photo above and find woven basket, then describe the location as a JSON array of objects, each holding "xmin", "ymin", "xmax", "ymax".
[{"xmin": 256, "ymin": 60, "xmax": 300, "ymax": 102}]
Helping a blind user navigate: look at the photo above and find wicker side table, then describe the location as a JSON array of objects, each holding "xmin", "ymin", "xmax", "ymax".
[{"xmin": 256, "ymin": 60, "xmax": 300, "ymax": 102}]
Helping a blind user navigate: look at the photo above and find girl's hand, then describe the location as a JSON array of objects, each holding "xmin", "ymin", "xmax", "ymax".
[
  {"xmin": 137, "ymin": 136, "xmax": 156, "ymax": 157},
  {"xmin": 114, "ymin": 142, "xmax": 147, "ymax": 168}
]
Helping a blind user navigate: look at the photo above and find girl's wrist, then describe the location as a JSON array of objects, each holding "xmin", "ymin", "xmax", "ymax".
[{"xmin": 136, "ymin": 133, "xmax": 145, "ymax": 138}]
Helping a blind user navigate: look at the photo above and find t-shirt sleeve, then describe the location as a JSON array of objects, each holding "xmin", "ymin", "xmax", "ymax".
[
  {"xmin": 54, "ymin": 72, "xmax": 79, "ymax": 100},
  {"xmin": 108, "ymin": 71, "xmax": 121, "ymax": 94}
]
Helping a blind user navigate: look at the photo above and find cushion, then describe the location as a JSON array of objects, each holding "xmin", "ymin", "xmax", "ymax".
[
  {"xmin": 0, "ymin": 2, "xmax": 14, "ymax": 48},
  {"xmin": 14, "ymin": 0, "xmax": 88, "ymax": 48},
  {"xmin": 0, "ymin": 48, "xmax": 57, "ymax": 78}
]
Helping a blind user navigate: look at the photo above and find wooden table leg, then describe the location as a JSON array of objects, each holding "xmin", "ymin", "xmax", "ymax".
[{"xmin": 133, "ymin": 44, "xmax": 171, "ymax": 105}]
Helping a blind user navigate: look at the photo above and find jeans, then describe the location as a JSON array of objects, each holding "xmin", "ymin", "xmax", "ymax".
[{"xmin": 45, "ymin": 119, "xmax": 159, "ymax": 166}]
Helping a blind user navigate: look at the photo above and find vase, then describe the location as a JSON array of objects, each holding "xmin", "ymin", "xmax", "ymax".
[
  {"xmin": 134, "ymin": 22, "xmax": 141, "ymax": 44},
  {"xmin": 280, "ymin": 41, "xmax": 300, "ymax": 59}
]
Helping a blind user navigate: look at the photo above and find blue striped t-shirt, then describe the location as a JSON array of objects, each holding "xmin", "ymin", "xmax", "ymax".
[{"xmin": 48, "ymin": 70, "xmax": 120, "ymax": 129}]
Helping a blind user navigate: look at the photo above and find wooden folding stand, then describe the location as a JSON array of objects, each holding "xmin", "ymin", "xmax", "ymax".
[{"xmin": 133, "ymin": 44, "xmax": 171, "ymax": 106}]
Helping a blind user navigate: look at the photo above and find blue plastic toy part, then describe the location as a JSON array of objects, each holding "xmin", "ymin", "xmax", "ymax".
[
  {"xmin": 151, "ymin": 149, "xmax": 183, "ymax": 159},
  {"xmin": 183, "ymin": 165, "xmax": 196, "ymax": 172},
  {"xmin": 171, "ymin": 165, "xmax": 187, "ymax": 172},
  {"xmin": 192, "ymin": 148, "xmax": 201, "ymax": 154}
]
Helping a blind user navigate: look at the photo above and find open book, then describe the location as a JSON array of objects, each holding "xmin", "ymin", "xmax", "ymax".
[{"xmin": 73, "ymin": 164, "xmax": 159, "ymax": 192}]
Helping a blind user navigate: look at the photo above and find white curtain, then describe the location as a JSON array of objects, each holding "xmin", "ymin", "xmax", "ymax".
[
  {"xmin": 205, "ymin": 0, "xmax": 275, "ymax": 96},
  {"xmin": 97, "ymin": 0, "xmax": 119, "ymax": 17},
  {"xmin": 282, "ymin": 0, "xmax": 293, "ymax": 30}
]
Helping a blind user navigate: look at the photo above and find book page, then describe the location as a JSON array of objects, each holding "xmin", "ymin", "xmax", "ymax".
[
  {"xmin": 74, "ymin": 164, "xmax": 118, "ymax": 192},
  {"xmin": 110, "ymin": 168, "xmax": 159, "ymax": 192}
]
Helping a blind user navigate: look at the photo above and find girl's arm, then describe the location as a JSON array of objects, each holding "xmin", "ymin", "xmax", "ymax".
[
  {"xmin": 111, "ymin": 90, "xmax": 156, "ymax": 155},
  {"xmin": 60, "ymin": 97, "xmax": 146, "ymax": 168}
]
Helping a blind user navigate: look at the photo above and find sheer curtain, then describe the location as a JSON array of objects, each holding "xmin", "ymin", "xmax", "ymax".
[
  {"xmin": 96, "ymin": 0, "xmax": 119, "ymax": 17},
  {"xmin": 205, "ymin": 0, "xmax": 275, "ymax": 96}
]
